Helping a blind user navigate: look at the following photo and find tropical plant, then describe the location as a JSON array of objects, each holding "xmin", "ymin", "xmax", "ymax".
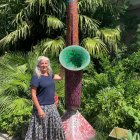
[
  {"xmin": 0, "ymin": 53, "xmax": 31, "ymax": 114},
  {"xmin": 0, "ymin": 52, "xmax": 32, "ymax": 138},
  {"xmin": 0, "ymin": 0, "xmax": 129, "ymax": 57},
  {"xmin": 0, "ymin": 0, "xmax": 135, "ymax": 139},
  {"xmin": 0, "ymin": 50, "xmax": 65, "ymax": 138},
  {"xmin": 0, "ymin": 0, "xmax": 26, "ymax": 55},
  {"xmin": 80, "ymin": 48, "xmax": 140, "ymax": 138},
  {"xmin": 121, "ymin": 131, "xmax": 140, "ymax": 140}
]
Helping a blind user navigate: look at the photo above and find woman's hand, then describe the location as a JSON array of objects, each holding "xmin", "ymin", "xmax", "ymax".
[
  {"xmin": 53, "ymin": 66, "xmax": 65, "ymax": 81},
  {"xmin": 38, "ymin": 108, "xmax": 46, "ymax": 119},
  {"xmin": 54, "ymin": 95, "xmax": 59, "ymax": 107},
  {"xmin": 31, "ymin": 87, "xmax": 46, "ymax": 119}
]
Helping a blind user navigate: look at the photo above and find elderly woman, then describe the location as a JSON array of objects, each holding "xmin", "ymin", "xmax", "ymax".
[{"xmin": 25, "ymin": 56, "xmax": 65, "ymax": 140}]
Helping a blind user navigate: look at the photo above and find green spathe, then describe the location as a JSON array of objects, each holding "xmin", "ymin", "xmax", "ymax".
[{"xmin": 59, "ymin": 45, "xmax": 90, "ymax": 71}]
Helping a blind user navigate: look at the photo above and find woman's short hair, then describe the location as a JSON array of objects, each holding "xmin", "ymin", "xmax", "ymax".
[{"xmin": 34, "ymin": 56, "xmax": 52, "ymax": 77}]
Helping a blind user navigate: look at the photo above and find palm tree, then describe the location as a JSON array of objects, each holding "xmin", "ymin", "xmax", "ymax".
[{"xmin": 0, "ymin": 0, "xmax": 128, "ymax": 57}]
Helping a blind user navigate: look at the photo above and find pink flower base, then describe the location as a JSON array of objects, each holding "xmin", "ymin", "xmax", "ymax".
[{"xmin": 62, "ymin": 110, "xmax": 96, "ymax": 140}]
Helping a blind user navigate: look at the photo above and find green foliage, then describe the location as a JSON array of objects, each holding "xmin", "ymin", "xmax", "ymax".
[
  {"xmin": 93, "ymin": 131, "xmax": 108, "ymax": 140},
  {"xmin": 0, "ymin": 52, "xmax": 32, "ymax": 138},
  {"xmin": 33, "ymin": 37, "xmax": 65, "ymax": 57},
  {"xmin": 121, "ymin": 131, "xmax": 140, "ymax": 140},
  {"xmin": 0, "ymin": 0, "xmax": 129, "ymax": 58},
  {"xmin": 95, "ymin": 87, "xmax": 125, "ymax": 130},
  {"xmin": 81, "ymin": 49, "xmax": 140, "ymax": 138},
  {"xmin": 81, "ymin": 37, "xmax": 107, "ymax": 56},
  {"xmin": 122, "ymin": 24, "xmax": 140, "ymax": 56},
  {"xmin": 0, "ymin": 0, "xmax": 25, "ymax": 38},
  {"xmin": 0, "ymin": 51, "xmax": 65, "ymax": 138},
  {"xmin": 0, "ymin": 0, "xmax": 137, "ymax": 139},
  {"xmin": 0, "ymin": 109, "xmax": 31, "ymax": 139}
]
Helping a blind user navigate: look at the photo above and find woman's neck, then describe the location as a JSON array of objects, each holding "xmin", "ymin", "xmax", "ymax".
[{"xmin": 41, "ymin": 71, "xmax": 48, "ymax": 76}]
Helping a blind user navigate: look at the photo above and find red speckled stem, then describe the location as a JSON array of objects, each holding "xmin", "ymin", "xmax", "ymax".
[{"xmin": 65, "ymin": 0, "xmax": 83, "ymax": 110}]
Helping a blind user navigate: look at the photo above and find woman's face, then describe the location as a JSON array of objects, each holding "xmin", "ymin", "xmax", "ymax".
[{"xmin": 39, "ymin": 59, "xmax": 48, "ymax": 74}]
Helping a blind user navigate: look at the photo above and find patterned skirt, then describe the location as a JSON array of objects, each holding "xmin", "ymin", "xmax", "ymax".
[{"xmin": 25, "ymin": 104, "xmax": 65, "ymax": 140}]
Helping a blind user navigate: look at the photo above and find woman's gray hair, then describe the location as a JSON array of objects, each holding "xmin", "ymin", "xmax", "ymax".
[{"xmin": 34, "ymin": 56, "xmax": 52, "ymax": 77}]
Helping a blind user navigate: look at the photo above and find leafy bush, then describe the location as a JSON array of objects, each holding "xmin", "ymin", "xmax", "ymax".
[
  {"xmin": 121, "ymin": 131, "xmax": 140, "ymax": 140},
  {"xmin": 80, "ymin": 50, "xmax": 140, "ymax": 138},
  {"xmin": 0, "ymin": 108, "xmax": 31, "ymax": 139}
]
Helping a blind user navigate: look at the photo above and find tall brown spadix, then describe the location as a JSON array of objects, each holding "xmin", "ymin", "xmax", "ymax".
[
  {"xmin": 62, "ymin": 0, "xmax": 96, "ymax": 140},
  {"xmin": 65, "ymin": 0, "xmax": 82, "ymax": 110}
]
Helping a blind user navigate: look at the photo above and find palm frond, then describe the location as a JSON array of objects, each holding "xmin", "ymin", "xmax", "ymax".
[
  {"xmin": 0, "ymin": 96, "xmax": 32, "ymax": 115},
  {"xmin": 47, "ymin": 16, "xmax": 64, "ymax": 29},
  {"xmin": 0, "ymin": 21, "xmax": 30, "ymax": 48},
  {"xmin": 0, "ymin": 4, "xmax": 8, "ymax": 8},
  {"xmin": 25, "ymin": 0, "xmax": 62, "ymax": 13},
  {"xmin": 0, "ymin": 52, "xmax": 28, "ymax": 65},
  {"xmin": 100, "ymin": 28, "xmax": 121, "ymax": 52},
  {"xmin": 8, "ymin": 98, "xmax": 32, "ymax": 114},
  {"xmin": 0, "ymin": 64, "xmax": 15, "ymax": 77},
  {"xmin": 0, "ymin": 54, "xmax": 30, "ymax": 96},
  {"xmin": 26, "ymin": 51, "xmax": 42, "ymax": 73},
  {"xmin": 0, "ymin": 3, "xmax": 9, "ymax": 15},
  {"xmin": 40, "ymin": 15, "xmax": 65, "ymax": 29},
  {"xmin": 13, "ymin": 8, "xmax": 29, "ymax": 25},
  {"xmin": 0, "ymin": 75, "xmax": 30, "ymax": 97},
  {"xmin": 79, "ymin": 15, "xmax": 100, "ymax": 36},
  {"xmin": 26, "ymin": 0, "xmax": 47, "ymax": 9},
  {"xmin": 34, "ymin": 37, "xmax": 65, "ymax": 56},
  {"xmin": 78, "ymin": 0, "xmax": 103, "ymax": 12},
  {"xmin": 0, "ymin": 54, "xmax": 31, "ymax": 115},
  {"xmin": 0, "ymin": 96, "xmax": 13, "ymax": 114},
  {"xmin": 102, "ymin": 0, "xmax": 128, "ymax": 17},
  {"xmin": 81, "ymin": 37, "xmax": 107, "ymax": 56},
  {"xmin": 100, "ymin": 28, "xmax": 120, "ymax": 43}
]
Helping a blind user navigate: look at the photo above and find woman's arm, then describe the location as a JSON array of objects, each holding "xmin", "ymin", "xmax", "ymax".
[
  {"xmin": 53, "ymin": 66, "xmax": 65, "ymax": 81},
  {"xmin": 31, "ymin": 87, "xmax": 45, "ymax": 119}
]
